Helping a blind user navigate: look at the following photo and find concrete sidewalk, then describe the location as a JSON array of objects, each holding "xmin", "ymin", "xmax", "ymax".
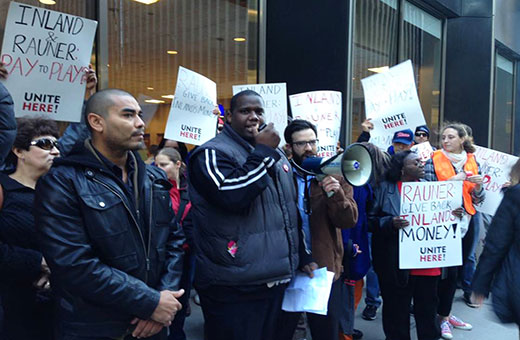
[{"xmin": 184, "ymin": 289, "xmax": 518, "ymax": 339}]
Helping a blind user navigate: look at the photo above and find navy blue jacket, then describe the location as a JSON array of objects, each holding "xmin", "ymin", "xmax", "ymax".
[
  {"xmin": 472, "ymin": 184, "xmax": 520, "ymax": 325},
  {"xmin": 34, "ymin": 141, "xmax": 184, "ymax": 338},
  {"xmin": 189, "ymin": 124, "xmax": 306, "ymax": 288}
]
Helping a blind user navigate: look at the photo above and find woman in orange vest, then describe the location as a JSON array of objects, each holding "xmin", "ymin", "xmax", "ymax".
[{"xmin": 424, "ymin": 123, "xmax": 484, "ymax": 340}]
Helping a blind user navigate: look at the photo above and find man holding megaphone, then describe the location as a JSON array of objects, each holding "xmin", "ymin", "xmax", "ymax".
[{"xmin": 276, "ymin": 119, "xmax": 358, "ymax": 340}]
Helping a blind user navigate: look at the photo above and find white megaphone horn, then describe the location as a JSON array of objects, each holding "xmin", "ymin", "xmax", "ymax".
[{"xmin": 296, "ymin": 143, "xmax": 373, "ymax": 194}]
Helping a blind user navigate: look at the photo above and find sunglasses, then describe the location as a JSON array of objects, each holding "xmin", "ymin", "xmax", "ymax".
[
  {"xmin": 415, "ymin": 132, "xmax": 428, "ymax": 137},
  {"xmin": 30, "ymin": 138, "xmax": 59, "ymax": 151}
]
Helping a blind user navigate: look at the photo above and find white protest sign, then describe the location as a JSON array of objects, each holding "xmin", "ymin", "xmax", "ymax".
[
  {"xmin": 164, "ymin": 66, "xmax": 217, "ymax": 146},
  {"xmin": 0, "ymin": 2, "xmax": 97, "ymax": 122},
  {"xmin": 399, "ymin": 181, "xmax": 463, "ymax": 269},
  {"xmin": 289, "ymin": 91, "xmax": 341, "ymax": 158},
  {"xmin": 233, "ymin": 83, "xmax": 287, "ymax": 145},
  {"xmin": 411, "ymin": 142, "xmax": 434, "ymax": 162},
  {"xmin": 361, "ymin": 60, "xmax": 426, "ymax": 149},
  {"xmin": 474, "ymin": 145, "xmax": 518, "ymax": 215}
]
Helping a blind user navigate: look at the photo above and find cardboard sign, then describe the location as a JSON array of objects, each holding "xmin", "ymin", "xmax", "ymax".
[
  {"xmin": 289, "ymin": 91, "xmax": 341, "ymax": 158},
  {"xmin": 361, "ymin": 60, "xmax": 426, "ymax": 149},
  {"xmin": 164, "ymin": 66, "xmax": 218, "ymax": 146},
  {"xmin": 474, "ymin": 145, "xmax": 518, "ymax": 215},
  {"xmin": 232, "ymin": 83, "xmax": 287, "ymax": 145},
  {"xmin": 411, "ymin": 142, "xmax": 434, "ymax": 162},
  {"xmin": 0, "ymin": 2, "xmax": 97, "ymax": 122},
  {"xmin": 399, "ymin": 181, "xmax": 463, "ymax": 269}
]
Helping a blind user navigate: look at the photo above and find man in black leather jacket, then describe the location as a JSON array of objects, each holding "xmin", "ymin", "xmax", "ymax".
[{"xmin": 34, "ymin": 89, "xmax": 185, "ymax": 340}]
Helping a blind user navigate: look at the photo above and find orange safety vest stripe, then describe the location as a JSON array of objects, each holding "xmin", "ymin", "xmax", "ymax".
[{"xmin": 432, "ymin": 150, "xmax": 478, "ymax": 215}]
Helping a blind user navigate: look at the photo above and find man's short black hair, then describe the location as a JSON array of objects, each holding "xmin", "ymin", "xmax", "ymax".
[
  {"xmin": 284, "ymin": 119, "xmax": 318, "ymax": 144},
  {"xmin": 229, "ymin": 90, "xmax": 262, "ymax": 113},
  {"xmin": 84, "ymin": 88, "xmax": 134, "ymax": 131}
]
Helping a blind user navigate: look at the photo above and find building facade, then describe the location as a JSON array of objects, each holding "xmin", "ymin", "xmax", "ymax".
[{"xmin": 0, "ymin": 0, "xmax": 519, "ymax": 154}]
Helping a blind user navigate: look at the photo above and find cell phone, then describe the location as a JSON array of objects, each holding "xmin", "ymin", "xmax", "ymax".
[{"xmin": 258, "ymin": 123, "xmax": 267, "ymax": 132}]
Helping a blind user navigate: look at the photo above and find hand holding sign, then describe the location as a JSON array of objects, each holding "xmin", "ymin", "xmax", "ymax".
[
  {"xmin": 0, "ymin": 62, "xmax": 7, "ymax": 79},
  {"xmin": 393, "ymin": 217, "xmax": 410, "ymax": 230}
]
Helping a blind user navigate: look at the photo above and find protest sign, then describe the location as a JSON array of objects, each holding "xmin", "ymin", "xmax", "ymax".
[
  {"xmin": 474, "ymin": 145, "xmax": 518, "ymax": 215},
  {"xmin": 289, "ymin": 91, "xmax": 341, "ymax": 158},
  {"xmin": 164, "ymin": 66, "xmax": 217, "ymax": 146},
  {"xmin": 411, "ymin": 142, "xmax": 434, "ymax": 162},
  {"xmin": 399, "ymin": 181, "xmax": 463, "ymax": 269},
  {"xmin": 361, "ymin": 60, "xmax": 426, "ymax": 150},
  {"xmin": 0, "ymin": 2, "xmax": 97, "ymax": 122},
  {"xmin": 232, "ymin": 83, "xmax": 287, "ymax": 145}
]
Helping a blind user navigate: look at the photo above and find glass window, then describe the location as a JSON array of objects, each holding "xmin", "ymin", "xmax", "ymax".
[
  {"xmin": 103, "ymin": 0, "xmax": 259, "ymax": 145},
  {"xmin": 492, "ymin": 53, "xmax": 515, "ymax": 153},
  {"xmin": 351, "ymin": 0, "xmax": 399, "ymax": 142},
  {"xmin": 399, "ymin": 1, "xmax": 442, "ymax": 138},
  {"xmin": 350, "ymin": 0, "xmax": 443, "ymax": 144}
]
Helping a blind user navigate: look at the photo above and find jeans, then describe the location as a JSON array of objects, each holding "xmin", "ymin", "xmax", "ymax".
[
  {"xmin": 365, "ymin": 233, "xmax": 381, "ymax": 308},
  {"xmin": 461, "ymin": 212, "xmax": 481, "ymax": 294}
]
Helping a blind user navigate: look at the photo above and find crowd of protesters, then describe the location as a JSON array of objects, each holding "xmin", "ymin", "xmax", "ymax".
[{"xmin": 0, "ymin": 64, "xmax": 519, "ymax": 340}]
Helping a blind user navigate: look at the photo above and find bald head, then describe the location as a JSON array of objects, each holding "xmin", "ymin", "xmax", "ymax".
[{"xmin": 84, "ymin": 89, "xmax": 134, "ymax": 131}]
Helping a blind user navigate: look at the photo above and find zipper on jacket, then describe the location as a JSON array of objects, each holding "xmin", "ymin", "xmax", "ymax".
[
  {"xmin": 92, "ymin": 177, "xmax": 150, "ymax": 283},
  {"xmin": 147, "ymin": 180, "xmax": 154, "ymax": 272}
]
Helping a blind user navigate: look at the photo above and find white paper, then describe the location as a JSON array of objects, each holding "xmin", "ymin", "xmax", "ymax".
[
  {"xmin": 411, "ymin": 142, "xmax": 434, "ymax": 162},
  {"xmin": 473, "ymin": 145, "xmax": 519, "ymax": 216},
  {"xmin": 289, "ymin": 91, "xmax": 342, "ymax": 158},
  {"xmin": 399, "ymin": 181, "xmax": 463, "ymax": 269},
  {"xmin": 232, "ymin": 83, "xmax": 287, "ymax": 146},
  {"xmin": 164, "ymin": 66, "xmax": 218, "ymax": 146},
  {"xmin": 0, "ymin": 2, "xmax": 98, "ymax": 122},
  {"xmin": 281, "ymin": 267, "xmax": 334, "ymax": 315},
  {"xmin": 361, "ymin": 60, "xmax": 426, "ymax": 150}
]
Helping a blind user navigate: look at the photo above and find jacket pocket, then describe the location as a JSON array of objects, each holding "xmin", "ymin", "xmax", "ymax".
[
  {"xmin": 153, "ymin": 190, "xmax": 174, "ymax": 226},
  {"xmin": 80, "ymin": 191, "xmax": 129, "ymax": 238},
  {"xmin": 107, "ymin": 252, "xmax": 139, "ymax": 273}
]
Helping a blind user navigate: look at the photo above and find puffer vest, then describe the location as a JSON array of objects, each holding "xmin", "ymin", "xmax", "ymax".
[{"xmin": 189, "ymin": 127, "xmax": 300, "ymax": 288}]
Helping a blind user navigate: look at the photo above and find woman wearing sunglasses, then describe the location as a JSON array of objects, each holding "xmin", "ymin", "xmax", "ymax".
[{"xmin": 0, "ymin": 116, "xmax": 59, "ymax": 340}]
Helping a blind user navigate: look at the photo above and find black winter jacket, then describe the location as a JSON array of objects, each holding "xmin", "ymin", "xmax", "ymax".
[
  {"xmin": 189, "ymin": 124, "xmax": 305, "ymax": 288},
  {"xmin": 0, "ymin": 82, "xmax": 15, "ymax": 165},
  {"xmin": 368, "ymin": 180, "xmax": 411, "ymax": 287},
  {"xmin": 472, "ymin": 184, "xmax": 520, "ymax": 325},
  {"xmin": 34, "ymin": 141, "xmax": 184, "ymax": 338}
]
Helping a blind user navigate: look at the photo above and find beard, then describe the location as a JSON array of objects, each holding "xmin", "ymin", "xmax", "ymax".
[{"xmin": 292, "ymin": 151, "xmax": 315, "ymax": 166}]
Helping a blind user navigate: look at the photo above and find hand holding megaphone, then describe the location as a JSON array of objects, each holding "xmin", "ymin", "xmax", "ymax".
[{"xmin": 319, "ymin": 176, "xmax": 341, "ymax": 196}]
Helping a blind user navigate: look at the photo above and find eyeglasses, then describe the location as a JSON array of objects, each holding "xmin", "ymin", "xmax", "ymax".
[
  {"xmin": 292, "ymin": 139, "xmax": 318, "ymax": 148},
  {"xmin": 415, "ymin": 132, "xmax": 428, "ymax": 137},
  {"xmin": 30, "ymin": 138, "xmax": 59, "ymax": 151}
]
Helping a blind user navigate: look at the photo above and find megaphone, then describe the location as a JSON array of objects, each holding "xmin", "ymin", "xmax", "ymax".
[{"xmin": 297, "ymin": 143, "xmax": 373, "ymax": 189}]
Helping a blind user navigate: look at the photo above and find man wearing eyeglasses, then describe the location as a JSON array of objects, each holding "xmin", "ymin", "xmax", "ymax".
[
  {"xmin": 276, "ymin": 119, "xmax": 358, "ymax": 340},
  {"xmin": 34, "ymin": 89, "xmax": 185, "ymax": 340}
]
